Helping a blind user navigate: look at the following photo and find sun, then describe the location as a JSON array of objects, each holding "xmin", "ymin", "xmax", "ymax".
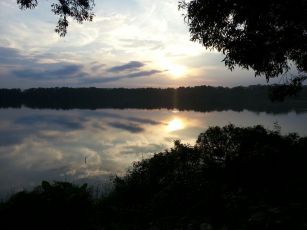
[
  {"xmin": 168, "ymin": 64, "xmax": 187, "ymax": 78},
  {"xmin": 167, "ymin": 118, "xmax": 184, "ymax": 132},
  {"xmin": 159, "ymin": 60, "xmax": 187, "ymax": 78}
]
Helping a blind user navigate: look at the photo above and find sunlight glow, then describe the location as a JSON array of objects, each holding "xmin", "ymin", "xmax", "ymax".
[
  {"xmin": 160, "ymin": 60, "xmax": 187, "ymax": 78},
  {"xmin": 168, "ymin": 64, "xmax": 186, "ymax": 78},
  {"xmin": 167, "ymin": 118, "xmax": 185, "ymax": 132}
]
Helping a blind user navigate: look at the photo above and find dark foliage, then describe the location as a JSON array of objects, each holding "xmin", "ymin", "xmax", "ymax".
[
  {"xmin": 17, "ymin": 0, "xmax": 95, "ymax": 36},
  {"xmin": 0, "ymin": 85, "xmax": 307, "ymax": 113},
  {"xmin": 107, "ymin": 125, "xmax": 307, "ymax": 229},
  {"xmin": 179, "ymin": 0, "xmax": 307, "ymax": 99},
  {"xmin": 0, "ymin": 181, "xmax": 94, "ymax": 230},
  {"xmin": 269, "ymin": 76, "xmax": 307, "ymax": 101},
  {"xmin": 1, "ymin": 125, "xmax": 307, "ymax": 229}
]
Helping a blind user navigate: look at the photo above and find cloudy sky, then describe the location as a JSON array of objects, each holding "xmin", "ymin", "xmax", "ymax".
[{"xmin": 0, "ymin": 0, "xmax": 270, "ymax": 89}]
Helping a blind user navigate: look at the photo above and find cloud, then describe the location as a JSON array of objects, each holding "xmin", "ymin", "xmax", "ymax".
[
  {"xmin": 126, "ymin": 70, "xmax": 162, "ymax": 78},
  {"xmin": 82, "ymin": 110, "xmax": 161, "ymax": 126},
  {"xmin": 107, "ymin": 61, "xmax": 145, "ymax": 72},
  {"xmin": 0, "ymin": 46, "xmax": 32, "ymax": 65},
  {"xmin": 126, "ymin": 116, "xmax": 161, "ymax": 125},
  {"xmin": 0, "ymin": 47, "xmax": 19, "ymax": 58},
  {"xmin": 0, "ymin": 49, "xmax": 162, "ymax": 85},
  {"xmin": 80, "ymin": 69, "xmax": 162, "ymax": 85},
  {"xmin": 0, "ymin": 43, "xmax": 164, "ymax": 87},
  {"xmin": 121, "ymin": 143, "xmax": 166, "ymax": 155},
  {"xmin": 91, "ymin": 62, "xmax": 106, "ymax": 72},
  {"xmin": 120, "ymin": 39, "xmax": 164, "ymax": 50},
  {"xmin": 0, "ymin": 46, "xmax": 88, "ymax": 85},
  {"xmin": 108, "ymin": 122, "xmax": 144, "ymax": 133},
  {"xmin": 13, "ymin": 64, "xmax": 84, "ymax": 80},
  {"xmin": 15, "ymin": 115, "xmax": 85, "ymax": 130},
  {"xmin": 0, "ymin": 130, "xmax": 25, "ymax": 146}
]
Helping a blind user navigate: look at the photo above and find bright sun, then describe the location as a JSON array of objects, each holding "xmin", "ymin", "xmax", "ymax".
[
  {"xmin": 160, "ymin": 60, "xmax": 187, "ymax": 78},
  {"xmin": 167, "ymin": 118, "xmax": 184, "ymax": 132},
  {"xmin": 168, "ymin": 64, "xmax": 186, "ymax": 78}
]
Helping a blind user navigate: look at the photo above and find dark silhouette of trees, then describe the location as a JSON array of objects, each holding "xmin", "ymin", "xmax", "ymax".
[
  {"xmin": 0, "ymin": 86, "xmax": 306, "ymax": 113},
  {"xmin": 17, "ymin": 0, "xmax": 95, "ymax": 36},
  {"xmin": 179, "ymin": 0, "xmax": 307, "ymax": 99},
  {"xmin": 0, "ymin": 181, "xmax": 94, "ymax": 230},
  {"xmin": 2, "ymin": 125, "xmax": 306, "ymax": 229},
  {"xmin": 104, "ymin": 125, "xmax": 307, "ymax": 229}
]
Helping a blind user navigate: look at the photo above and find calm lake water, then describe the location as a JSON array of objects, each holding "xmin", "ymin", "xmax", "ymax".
[{"xmin": 0, "ymin": 108, "xmax": 307, "ymax": 197}]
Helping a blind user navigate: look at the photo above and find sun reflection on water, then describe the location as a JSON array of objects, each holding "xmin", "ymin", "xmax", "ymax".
[{"xmin": 167, "ymin": 118, "xmax": 185, "ymax": 132}]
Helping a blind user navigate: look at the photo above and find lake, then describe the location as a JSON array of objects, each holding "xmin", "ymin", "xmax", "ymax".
[{"xmin": 0, "ymin": 107, "xmax": 307, "ymax": 197}]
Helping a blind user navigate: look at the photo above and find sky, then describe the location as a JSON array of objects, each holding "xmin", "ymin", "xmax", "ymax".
[{"xmin": 0, "ymin": 0, "xmax": 272, "ymax": 89}]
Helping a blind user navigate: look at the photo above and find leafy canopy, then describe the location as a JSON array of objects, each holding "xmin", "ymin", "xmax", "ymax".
[
  {"xmin": 179, "ymin": 0, "xmax": 307, "ymax": 98},
  {"xmin": 17, "ymin": 0, "xmax": 95, "ymax": 36}
]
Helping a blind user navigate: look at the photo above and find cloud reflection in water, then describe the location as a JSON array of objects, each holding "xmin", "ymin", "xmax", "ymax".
[{"xmin": 0, "ymin": 108, "xmax": 307, "ymax": 197}]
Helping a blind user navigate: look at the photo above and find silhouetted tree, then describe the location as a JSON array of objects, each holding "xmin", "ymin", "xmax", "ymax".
[
  {"xmin": 17, "ymin": 0, "xmax": 95, "ymax": 36},
  {"xmin": 179, "ymin": 0, "xmax": 307, "ymax": 100}
]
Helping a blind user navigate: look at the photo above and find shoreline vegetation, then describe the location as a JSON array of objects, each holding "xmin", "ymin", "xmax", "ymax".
[
  {"xmin": 0, "ymin": 85, "xmax": 307, "ymax": 113},
  {"xmin": 1, "ymin": 125, "xmax": 306, "ymax": 230}
]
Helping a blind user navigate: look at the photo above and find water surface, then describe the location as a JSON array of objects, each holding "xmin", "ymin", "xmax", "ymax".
[{"xmin": 0, "ymin": 108, "xmax": 306, "ymax": 197}]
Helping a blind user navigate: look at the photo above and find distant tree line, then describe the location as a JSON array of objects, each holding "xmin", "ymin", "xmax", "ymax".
[
  {"xmin": 0, "ymin": 85, "xmax": 306, "ymax": 113},
  {"xmin": 1, "ymin": 125, "xmax": 307, "ymax": 229}
]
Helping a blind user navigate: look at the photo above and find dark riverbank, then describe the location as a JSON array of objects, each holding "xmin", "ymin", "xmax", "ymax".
[{"xmin": 1, "ymin": 85, "xmax": 307, "ymax": 113}]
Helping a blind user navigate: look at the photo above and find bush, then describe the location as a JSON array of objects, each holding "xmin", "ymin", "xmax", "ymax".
[
  {"xmin": 0, "ymin": 181, "xmax": 94, "ymax": 230},
  {"xmin": 109, "ymin": 125, "xmax": 307, "ymax": 229}
]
